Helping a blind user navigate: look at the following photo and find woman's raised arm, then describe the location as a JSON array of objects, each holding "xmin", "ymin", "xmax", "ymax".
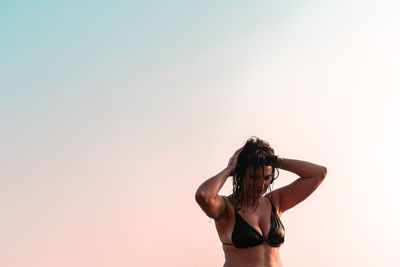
[
  {"xmin": 273, "ymin": 158, "xmax": 328, "ymax": 213},
  {"xmin": 195, "ymin": 168, "xmax": 231, "ymax": 219},
  {"xmin": 195, "ymin": 147, "xmax": 244, "ymax": 219}
]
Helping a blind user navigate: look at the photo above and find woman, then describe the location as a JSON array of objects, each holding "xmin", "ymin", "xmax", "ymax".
[{"xmin": 195, "ymin": 137, "xmax": 327, "ymax": 267}]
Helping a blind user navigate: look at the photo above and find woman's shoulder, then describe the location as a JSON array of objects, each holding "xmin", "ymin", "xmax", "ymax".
[
  {"xmin": 264, "ymin": 191, "xmax": 281, "ymax": 214},
  {"xmin": 213, "ymin": 195, "xmax": 235, "ymax": 221},
  {"xmin": 221, "ymin": 194, "xmax": 234, "ymax": 200},
  {"xmin": 264, "ymin": 191, "xmax": 276, "ymax": 201},
  {"xmin": 220, "ymin": 194, "xmax": 234, "ymax": 206}
]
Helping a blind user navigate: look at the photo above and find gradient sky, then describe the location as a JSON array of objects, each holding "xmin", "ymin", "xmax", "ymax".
[{"xmin": 1, "ymin": 1, "xmax": 399, "ymax": 266}]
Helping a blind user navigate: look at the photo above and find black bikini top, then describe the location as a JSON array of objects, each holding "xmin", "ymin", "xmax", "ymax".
[{"xmin": 222, "ymin": 195, "xmax": 285, "ymax": 248}]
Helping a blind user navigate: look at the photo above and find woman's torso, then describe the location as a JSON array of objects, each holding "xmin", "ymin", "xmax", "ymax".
[{"xmin": 214, "ymin": 193, "xmax": 284, "ymax": 267}]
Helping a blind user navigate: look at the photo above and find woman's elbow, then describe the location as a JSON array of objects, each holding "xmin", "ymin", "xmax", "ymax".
[
  {"xmin": 195, "ymin": 190, "xmax": 206, "ymax": 205},
  {"xmin": 319, "ymin": 166, "xmax": 328, "ymax": 179}
]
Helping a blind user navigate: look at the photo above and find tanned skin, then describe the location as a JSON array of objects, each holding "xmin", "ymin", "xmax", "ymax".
[{"xmin": 195, "ymin": 147, "xmax": 327, "ymax": 267}]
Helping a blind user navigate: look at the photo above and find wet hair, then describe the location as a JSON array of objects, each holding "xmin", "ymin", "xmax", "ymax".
[{"xmin": 231, "ymin": 136, "xmax": 280, "ymax": 213}]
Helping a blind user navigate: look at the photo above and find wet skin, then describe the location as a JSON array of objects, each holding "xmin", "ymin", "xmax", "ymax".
[{"xmin": 214, "ymin": 166, "xmax": 284, "ymax": 267}]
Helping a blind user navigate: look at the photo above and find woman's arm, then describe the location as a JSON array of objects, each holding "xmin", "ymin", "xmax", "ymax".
[
  {"xmin": 195, "ymin": 167, "xmax": 231, "ymax": 219},
  {"xmin": 195, "ymin": 147, "xmax": 243, "ymax": 219},
  {"xmin": 273, "ymin": 158, "xmax": 327, "ymax": 213}
]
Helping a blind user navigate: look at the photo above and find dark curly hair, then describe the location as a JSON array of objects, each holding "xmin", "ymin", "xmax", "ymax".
[{"xmin": 231, "ymin": 136, "xmax": 279, "ymax": 213}]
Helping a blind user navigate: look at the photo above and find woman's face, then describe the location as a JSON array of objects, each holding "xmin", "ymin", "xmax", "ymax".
[{"xmin": 243, "ymin": 165, "xmax": 273, "ymax": 199}]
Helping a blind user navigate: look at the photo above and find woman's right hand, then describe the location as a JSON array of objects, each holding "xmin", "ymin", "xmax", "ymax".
[{"xmin": 227, "ymin": 146, "xmax": 244, "ymax": 176}]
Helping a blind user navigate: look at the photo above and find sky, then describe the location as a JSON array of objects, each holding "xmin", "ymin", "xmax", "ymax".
[{"xmin": 1, "ymin": 0, "xmax": 399, "ymax": 266}]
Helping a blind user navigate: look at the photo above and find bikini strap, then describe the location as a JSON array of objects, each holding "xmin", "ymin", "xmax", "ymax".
[
  {"xmin": 267, "ymin": 196, "xmax": 285, "ymax": 230},
  {"xmin": 227, "ymin": 195, "xmax": 237, "ymax": 210},
  {"xmin": 267, "ymin": 196, "xmax": 276, "ymax": 212}
]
